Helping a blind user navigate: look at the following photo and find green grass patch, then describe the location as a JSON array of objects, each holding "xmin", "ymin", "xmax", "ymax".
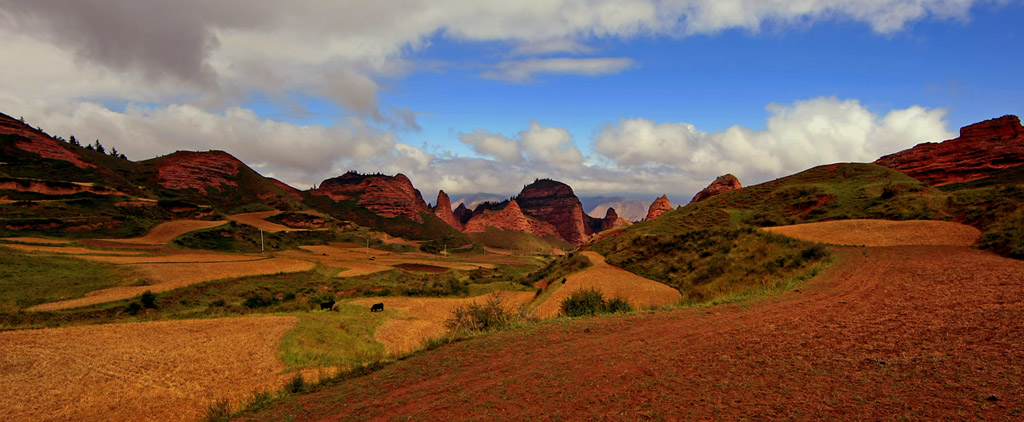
[
  {"xmin": 278, "ymin": 303, "xmax": 388, "ymax": 370},
  {"xmin": 0, "ymin": 246, "xmax": 140, "ymax": 311}
]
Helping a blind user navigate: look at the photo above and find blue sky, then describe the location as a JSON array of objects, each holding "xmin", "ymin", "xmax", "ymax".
[{"xmin": 1, "ymin": 0, "xmax": 1022, "ymax": 202}]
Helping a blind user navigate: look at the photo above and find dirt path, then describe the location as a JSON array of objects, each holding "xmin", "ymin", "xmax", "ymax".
[
  {"xmin": 228, "ymin": 211, "xmax": 295, "ymax": 233},
  {"xmin": 531, "ymin": 251, "xmax": 682, "ymax": 318},
  {"xmin": 1, "ymin": 316, "xmax": 297, "ymax": 422},
  {"xmin": 763, "ymin": 219, "xmax": 981, "ymax": 246},
  {"xmin": 102, "ymin": 220, "xmax": 227, "ymax": 244},
  {"xmin": 241, "ymin": 244, "xmax": 1024, "ymax": 421}
]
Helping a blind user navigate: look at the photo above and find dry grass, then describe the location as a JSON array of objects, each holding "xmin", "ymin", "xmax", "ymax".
[
  {"xmin": 103, "ymin": 220, "xmax": 228, "ymax": 244},
  {"xmin": 0, "ymin": 237, "xmax": 72, "ymax": 244},
  {"xmin": 0, "ymin": 316, "xmax": 297, "ymax": 422},
  {"xmin": 763, "ymin": 219, "xmax": 981, "ymax": 247},
  {"xmin": 30, "ymin": 257, "xmax": 315, "ymax": 311},
  {"xmin": 532, "ymin": 251, "xmax": 682, "ymax": 319},
  {"xmin": 350, "ymin": 292, "xmax": 535, "ymax": 355},
  {"xmin": 228, "ymin": 211, "xmax": 295, "ymax": 233}
]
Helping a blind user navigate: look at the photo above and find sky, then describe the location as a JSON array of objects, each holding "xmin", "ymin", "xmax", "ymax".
[{"xmin": 1, "ymin": 0, "xmax": 1022, "ymax": 203}]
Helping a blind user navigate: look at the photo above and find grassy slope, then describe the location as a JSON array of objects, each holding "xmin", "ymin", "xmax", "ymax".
[
  {"xmin": 0, "ymin": 245, "xmax": 139, "ymax": 311},
  {"xmin": 467, "ymin": 226, "xmax": 572, "ymax": 252}
]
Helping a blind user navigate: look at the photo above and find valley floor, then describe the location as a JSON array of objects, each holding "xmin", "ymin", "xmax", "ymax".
[{"xmin": 239, "ymin": 243, "xmax": 1024, "ymax": 421}]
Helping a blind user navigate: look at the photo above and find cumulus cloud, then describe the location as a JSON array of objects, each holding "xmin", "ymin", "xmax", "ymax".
[
  {"xmin": 481, "ymin": 57, "xmax": 635, "ymax": 82},
  {"xmin": 594, "ymin": 97, "xmax": 954, "ymax": 184},
  {"xmin": 459, "ymin": 129, "xmax": 524, "ymax": 163}
]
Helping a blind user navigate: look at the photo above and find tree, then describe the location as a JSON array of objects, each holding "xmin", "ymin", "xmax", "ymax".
[
  {"xmin": 85, "ymin": 144, "xmax": 94, "ymax": 151},
  {"xmin": 110, "ymin": 147, "xmax": 118, "ymax": 157},
  {"xmin": 94, "ymin": 140, "xmax": 105, "ymax": 154},
  {"xmin": 68, "ymin": 135, "xmax": 79, "ymax": 146}
]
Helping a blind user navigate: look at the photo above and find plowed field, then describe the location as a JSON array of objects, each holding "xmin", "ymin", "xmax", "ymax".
[
  {"xmin": 240, "ymin": 243, "xmax": 1024, "ymax": 421},
  {"xmin": 350, "ymin": 292, "xmax": 535, "ymax": 355},
  {"xmin": 763, "ymin": 219, "xmax": 981, "ymax": 246},
  {"xmin": 531, "ymin": 251, "xmax": 682, "ymax": 319},
  {"xmin": 228, "ymin": 211, "xmax": 294, "ymax": 233},
  {"xmin": 0, "ymin": 316, "xmax": 297, "ymax": 422}
]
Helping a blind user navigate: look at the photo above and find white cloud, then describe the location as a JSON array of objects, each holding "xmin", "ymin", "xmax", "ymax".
[
  {"xmin": 594, "ymin": 97, "xmax": 954, "ymax": 184},
  {"xmin": 459, "ymin": 129, "xmax": 524, "ymax": 163},
  {"xmin": 482, "ymin": 57, "xmax": 635, "ymax": 82},
  {"xmin": 520, "ymin": 120, "xmax": 585, "ymax": 170}
]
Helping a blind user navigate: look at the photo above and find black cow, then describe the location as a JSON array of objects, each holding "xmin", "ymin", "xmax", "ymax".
[
  {"xmin": 319, "ymin": 300, "xmax": 336, "ymax": 311},
  {"xmin": 370, "ymin": 303, "xmax": 384, "ymax": 312}
]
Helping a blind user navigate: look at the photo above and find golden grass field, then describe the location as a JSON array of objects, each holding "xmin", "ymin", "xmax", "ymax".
[
  {"xmin": 763, "ymin": 219, "xmax": 981, "ymax": 246},
  {"xmin": 0, "ymin": 316, "xmax": 298, "ymax": 422},
  {"xmin": 351, "ymin": 292, "xmax": 535, "ymax": 355},
  {"xmin": 228, "ymin": 211, "xmax": 295, "ymax": 233},
  {"xmin": 1, "ymin": 243, "xmax": 147, "ymax": 255},
  {"xmin": 102, "ymin": 220, "xmax": 227, "ymax": 244},
  {"xmin": 531, "ymin": 251, "xmax": 683, "ymax": 319}
]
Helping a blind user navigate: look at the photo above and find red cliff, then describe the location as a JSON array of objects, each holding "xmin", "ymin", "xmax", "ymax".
[
  {"xmin": 646, "ymin": 195, "xmax": 671, "ymax": 221},
  {"xmin": 311, "ymin": 172, "xmax": 428, "ymax": 222},
  {"xmin": 517, "ymin": 179, "xmax": 596, "ymax": 245},
  {"xmin": 689, "ymin": 174, "xmax": 742, "ymax": 204},
  {"xmin": 874, "ymin": 115, "xmax": 1024, "ymax": 186},
  {"xmin": 453, "ymin": 203, "xmax": 473, "ymax": 225},
  {"xmin": 433, "ymin": 190, "xmax": 461, "ymax": 228},
  {"xmin": 154, "ymin": 151, "xmax": 241, "ymax": 194},
  {"xmin": 463, "ymin": 200, "xmax": 560, "ymax": 238}
]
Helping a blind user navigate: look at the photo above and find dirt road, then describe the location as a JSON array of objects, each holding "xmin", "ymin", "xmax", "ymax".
[{"xmin": 240, "ymin": 244, "xmax": 1024, "ymax": 421}]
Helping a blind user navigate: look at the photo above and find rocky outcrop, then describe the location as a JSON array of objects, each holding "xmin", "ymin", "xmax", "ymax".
[
  {"xmin": 155, "ymin": 151, "xmax": 242, "ymax": 194},
  {"xmin": 690, "ymin": 174, "xmax": 742, "ymax": 204},
  {"xmin": 583, "ymin": 197, "xmax": 648, "ymax": 222},
  {"xmin": 433, "ymin": 190, "xmax": 461, "ymax": 228},
  {"xmin": 312, "ymin": 172, "xmax": 428, "ymax": 222},
  {"xmin": 517, "ymin": 179, "xmax": 596, "ymax": 245},
  {"xmin": 0, "ymin": 112, "xmax": 95, "ymax": 169},
  {"xmin": 875, "ymin": 115, "xmax": 1024, "ymax": 186},
  {"xmin": 453, "ymin": 203, "xmax": 472, "ymax": 225},
  {"xmin": 463, "ymin": 200, "xmax": 559, "ymax": 238},
  {"xmin": 599, "ymin": 207, "xmax": 632, "ymax": 232},
  {"xmin": 646, "ymin": 195, "xmax": 671, "ymax": 221}
]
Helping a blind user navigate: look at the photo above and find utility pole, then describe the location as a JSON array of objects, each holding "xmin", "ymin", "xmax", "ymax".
[
  {"xmin": 260, "ymin": 230, "xmax": 264, "ymax": 256},
  {"xmin": 366, "ymin": 234, "xmax": 370, "ymax": 259}
]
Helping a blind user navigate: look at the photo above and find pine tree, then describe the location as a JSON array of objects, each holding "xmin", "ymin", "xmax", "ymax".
[{"xmin": 94, "ymin": 140, "xmax": 105, "ymax": 154}]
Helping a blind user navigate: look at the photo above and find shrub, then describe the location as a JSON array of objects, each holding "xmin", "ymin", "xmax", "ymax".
[
  {"xmin": 140, "ymin": 290, "xmax": 157, "ymax": 309},
  {"xmin": 125, "ymin": 302, "xmax": 142, "ymax": 315},
  {"xmin": 559, "ymin": 288, "xmax": 634, "ymax": 317},
  {"xmin": 243, "ymin": 295, "xmax": 274, "ymax": 309},
  {"xmin": 445, "ymin": 293, "xmax": 523, "ymax": 333},
  {"xmin": 285, "ymin": 373, "xmax": 306, "ymax": 394}
]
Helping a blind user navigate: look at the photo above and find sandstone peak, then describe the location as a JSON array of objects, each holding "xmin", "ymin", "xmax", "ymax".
[
  {"xmin": 689, "ymin": 174, "xmax": 742, "ymax": 204},
  {"xmin": 646, "ymin": 195, "xmax": 671, "ymax": 221},
  {"xmin": 463, "ymin": 199, "xmax": 560, "ymax": 238},
  {"xmin": 154, "ymin": 150, "xmax": 243, "ymax": 194},
  {"xmin": 604, "ymin": 207, "xmax": 618, "ymax": 220},
  {"xmin": 312, "ymin": 172, "xmax": 428, "ymax": 222},
  {"xmin": 517, "ymin": 178, "xmax": 594, "ymax": 245},
  {"xmin": 433, "ymin": 190, "xmax": 460, "ymax": 228},
  {"xmin": 875, "ymin": 115, "xmax": 1024, "ymax": 186}
]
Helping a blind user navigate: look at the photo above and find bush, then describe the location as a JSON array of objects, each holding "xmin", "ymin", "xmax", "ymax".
[
  {"xmin": 125, "ymin": 302, "xmax": 142, "ymax": 315},
  {"xmin": 202, "ymin": 399, "xmax": 232, "ymax": 422},
  {"xmin": 243, "ymin": 295, "xmax": 275, "ymax": 309},
  {"xmin": 445, "ymin": 293, "xmax": 523, "ymax": 333},
  {"xmin": 140, "ymin": 290, "xmax": 157, "ymax": 309},
  {"xmin": 559, "ymin": 288, "xmax": 634, "ymax": 317}
]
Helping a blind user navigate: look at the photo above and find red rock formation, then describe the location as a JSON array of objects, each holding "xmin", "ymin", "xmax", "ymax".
[
  {"xmin": 646, "ymin": 195, "xmax": 671, "ymax": 221},
  {"xmin": 154, "ymin": 151, "xmax": 241, "ymax": 194},
  {"xmin": 433, "ymin": 190, "xmax": 461, "ymax": 228},
  {"xmin": 517, "ymin": 179, "xmax": 595, "ymax": 245},
  {"xmin": 599, "ymin": 207, "xmax": 632, "ymax": 232},
  {"xmin": 453, "ymin": 203, "xmax": 472, "ymax": 225},
  {"xmin": 689, "ymin": 174, "xmax": 742, "ymax": 204},
  {"xmin": 0, "ymin": 112, "xmax": 95, "ymax": 169},
  {"xmin": 463, "ymin": 200, "xmax": 559, "ymax": 237},
  {"xmin": 311, "ymin": 172, "xmax": 428, "ymax": 222},
  {"xmin": 875, "ymin": 115, "xmax": 1024, "ymax": 186}
]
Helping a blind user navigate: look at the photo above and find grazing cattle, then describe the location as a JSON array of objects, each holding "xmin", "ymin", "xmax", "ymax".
[
  {"xmin": 370, "ymin": 303, "xmax": 384, "ymax": 312},
  {"xmin": 319, "ymin": 300, "xmax": 336, "ymax": 311}
]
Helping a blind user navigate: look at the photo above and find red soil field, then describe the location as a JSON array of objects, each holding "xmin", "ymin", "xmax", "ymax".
[{"xmin": 239, "ymin": 244, "xmax": 1024, "ymax": 421}]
